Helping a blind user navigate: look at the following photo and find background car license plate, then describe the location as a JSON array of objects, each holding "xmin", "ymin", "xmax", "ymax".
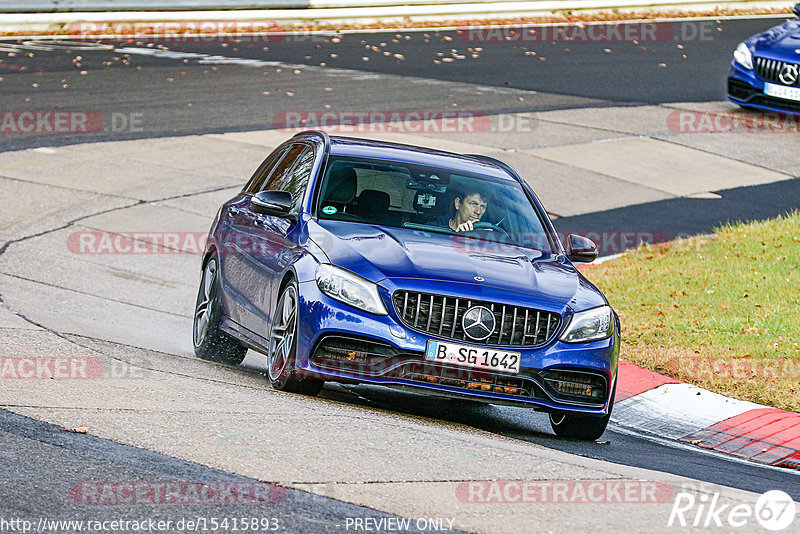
[
  {"xmin": 764, "ymin": 82, "xmax": 800, "ymax": 102},
  {"xmin": 425, "ymin": 340, "xmax": 520, "ymax": 374}
]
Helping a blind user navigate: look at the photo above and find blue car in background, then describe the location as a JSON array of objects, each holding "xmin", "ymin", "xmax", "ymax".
[
  {"xmin": 728, "ymin": 3, "xmax": 800, "ymax": 113},
  {"xmin": 193, "ymin": 131, "xmax": 620, "ymax": 440}
]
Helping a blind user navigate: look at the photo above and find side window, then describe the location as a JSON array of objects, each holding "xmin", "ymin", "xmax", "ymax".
[
  {"xmin": 280, "ymin": 147, "xmax": 315, "ymax": 211},
  {"xmin": 243, "ymin": 146, "xmax": 288, "ymax": 194},
  {"xmin": 261, "ymin": 144, "xmax": 307, "ymax": 193}
]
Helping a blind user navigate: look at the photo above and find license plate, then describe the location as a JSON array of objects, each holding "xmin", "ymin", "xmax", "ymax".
[
  {"xmin": 425, "ymin": 340, "xmax": 520, "ymax": 374},
  {"xmin": 764, "ymin": 82, "xmax": 800, "ymax": 102}
]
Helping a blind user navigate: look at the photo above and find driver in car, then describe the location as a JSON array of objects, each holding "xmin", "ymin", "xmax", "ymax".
[{"xmin": 430, "ymin": 190, "xmax": 488, "ymax": 232}]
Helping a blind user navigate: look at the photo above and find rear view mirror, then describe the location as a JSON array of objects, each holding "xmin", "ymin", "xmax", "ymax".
[
  {"xmin": 566, "ymin": 234, "xmax": 598, "ymax": 263},
  {"xmin": 251, "ymin": 190, "xmax": 293, "ymax": 216}
]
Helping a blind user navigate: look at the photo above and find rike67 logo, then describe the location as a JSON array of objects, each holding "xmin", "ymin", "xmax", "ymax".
[{"xmin": 669, "ymin": 490, "xmax": 796, "ymax": 531}]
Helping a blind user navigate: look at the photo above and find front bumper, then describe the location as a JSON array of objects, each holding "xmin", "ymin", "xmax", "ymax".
[
  {"xmin": 294, "ymin": 280, "xmax": 619, "ymax": 416},
  {"xmin": 727, "ymin": 61, "xmax": 800, "ymax": 115}
]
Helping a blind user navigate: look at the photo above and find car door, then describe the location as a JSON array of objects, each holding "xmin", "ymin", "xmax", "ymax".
[
  {"xmin": 218, "ymin": 145, "xmax": 289, "ymax": 329},
  {"xmin": 259, "ymin": 145, "xmax": 317, "ymax": 334},
  {"xmin": 229, "ymin": 143, "xmax": 312, "ymax": 338}
]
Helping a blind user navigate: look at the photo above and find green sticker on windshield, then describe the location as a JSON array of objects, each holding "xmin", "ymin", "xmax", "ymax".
[{"xmin": 322, "ymin": 206, "xmax": 337, "ymax": 215}]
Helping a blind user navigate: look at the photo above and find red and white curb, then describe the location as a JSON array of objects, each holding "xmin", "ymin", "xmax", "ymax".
[{"xmin": 613, "ymin": 360, "xmax": 800, "ymax": 470}]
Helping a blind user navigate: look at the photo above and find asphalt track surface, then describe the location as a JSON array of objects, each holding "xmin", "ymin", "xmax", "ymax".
[
  {"xmin": 335, "ymin": 385, "xmax": 800, "ymax": 502},
  {"xmin": 0, "ymin": 16, "xmax": 790, "ymax": 152},
  {"xmin": 553, "ymin": 177, "xmax": 800, "ymax": 256},
  {"xmin": 1, "ymin": 409, "xmax": 427, "ymax": 533},
  {"xmin": 1, "ymin": 16, "xmax": 797, "ymax": 243},
  {"xmin": 1, "ymin": 15, "xmax": 800, "ymax": 532}
]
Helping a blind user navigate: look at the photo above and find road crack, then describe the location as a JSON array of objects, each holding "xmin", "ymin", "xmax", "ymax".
[{"xmin": 0, "ymin": 180, "xmax": 252, "ymax": 387}]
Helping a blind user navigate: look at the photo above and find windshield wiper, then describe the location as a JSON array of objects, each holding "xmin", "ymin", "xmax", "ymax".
[{"xmin": 402, "ymin": 222, "xmax": 455, "ymax": 236}]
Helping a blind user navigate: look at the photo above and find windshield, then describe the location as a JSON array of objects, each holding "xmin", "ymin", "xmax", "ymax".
[{"xmin": 316, "ymin": 155, "xmax": 555, "ymax": 253}]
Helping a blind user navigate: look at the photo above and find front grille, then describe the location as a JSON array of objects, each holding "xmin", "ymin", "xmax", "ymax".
[
  {"xmin": 386, "ymin": 361, "xmax": 544, "ymax": 399},
  {"xmin": 754, "ymin": 57, "xmax": 800, "ymax": 86},
  {"xmin": 392, "ymin": 290, "xmax": 561, "ymax": 348}
]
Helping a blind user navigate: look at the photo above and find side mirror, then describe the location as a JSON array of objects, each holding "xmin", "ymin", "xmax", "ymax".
[
  {"xmin": 566, "ymin": 234, "xmax": 598, "ymax": 263},
  {"xmin": 251, "ymin": 190, "xmax": 293, "ymax": 217},
  {"xmin": 794, "ymin": 3, "xmax": 800, "ymax": 16}
]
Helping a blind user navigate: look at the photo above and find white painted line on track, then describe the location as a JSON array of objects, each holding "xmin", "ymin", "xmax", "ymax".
[
  {"xmin": 103, "ymin": 45, "xmax": 543, "ymax": 98},
  {"xmin": 112, "ymin": 45, "xmax": 336, "ymax": 70}
]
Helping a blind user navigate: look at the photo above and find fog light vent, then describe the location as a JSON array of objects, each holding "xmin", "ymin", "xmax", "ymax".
[
  {"xmin": 323, "ymin": 345, "xmax": 371, "ymax": 362},
  {"xmin": 541, "ymin": 370, "xmax": 606, "ymax": 403}
]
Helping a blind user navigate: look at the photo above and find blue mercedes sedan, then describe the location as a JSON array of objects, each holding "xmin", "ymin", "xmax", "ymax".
[
  {"xmin": 193, "ymin": 131, "xmax": 619, "ymax": 440},
  {"xmin": 728, "ymin": 4, "xmax": 800, "ymax": 114}
]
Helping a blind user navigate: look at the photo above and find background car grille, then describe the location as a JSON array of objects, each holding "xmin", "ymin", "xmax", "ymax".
[
  {"xmin": 754, "ymin": 57, "xmax": 800, "ymax": 86},
  {"xmin": 392, "ymin": 290, "xmax": 561, "ymax": 348}
]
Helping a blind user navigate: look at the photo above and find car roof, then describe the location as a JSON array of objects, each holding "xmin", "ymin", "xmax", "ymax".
[{"xmin": 323, "ymin": 134, "xmax": 518, "ymax": 182}]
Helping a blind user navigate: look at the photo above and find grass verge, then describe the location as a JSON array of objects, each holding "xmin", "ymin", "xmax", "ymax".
[{"xmin": 582, "ymin": 211, "xmax": 799, "ymax": 412}]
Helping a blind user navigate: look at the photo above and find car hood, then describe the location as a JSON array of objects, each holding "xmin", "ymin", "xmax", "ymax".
[
  {"xmin": 750, "ymin": 19, "xmax": 800, "ymax": 58},
  {"xmin": 306, "ymin": 220, "xmax": 606, "ymax": 309}
]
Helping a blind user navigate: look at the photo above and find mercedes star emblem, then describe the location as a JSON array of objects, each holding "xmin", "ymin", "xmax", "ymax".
[
  {"xmin": 462, "ymin": 306, "xmax": 496, "ymax": 341},
  {"xmin": 778, "ymin": 64, "xmax": 799, "ymax": 86}
]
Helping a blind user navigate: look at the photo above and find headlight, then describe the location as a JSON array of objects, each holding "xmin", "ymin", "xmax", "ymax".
[
  {"xmin": 733, "ymin": 42, "xmax": 753, "ymax": 70},
  {"xmin": 560, "ymin": 306, "xmax": 614, "ymax": 343},
  {"xmin": 315, "ymin": 264, "xmax": 388, "ymax": 315}
]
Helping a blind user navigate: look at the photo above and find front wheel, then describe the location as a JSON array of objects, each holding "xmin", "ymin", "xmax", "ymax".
[
  {"xmin": 549, "ymin": 411, "xmax": 611, "ymax": 441},
  {"xmin": 193, "ymin": 256, "xmax": 247, "ymax": 365},
  {"xmin": 267, "ymin": 281, "xmax": 324, "ymax": 396},
  {"xmin": 549, "ymin": 382, "xmax": 615, "ymax": 440}
]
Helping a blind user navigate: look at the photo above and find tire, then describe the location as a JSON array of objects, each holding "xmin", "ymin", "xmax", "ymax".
[
  {"xmin": 549, "ymin": 382, "xmax": 616, "ymax": 441},
  {"xmin": 267, "ymin": 280, "xmax": 324, "ymax": 396},
  {"xmin": 193, "ymin": 256, "xmax": 247, "ymax": 365}
]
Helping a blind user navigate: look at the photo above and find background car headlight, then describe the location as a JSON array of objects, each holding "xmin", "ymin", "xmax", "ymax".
[
  {"xmin": 315, "ymin": 264, "xmax": 388, "ymax": 315},
  {"xmin": 734, "ymin": 42, "xmax": 753, "ymax": 70},
  {"xmin": 560, "ymin": 306, "xmax": 613, "ymax": 343}
]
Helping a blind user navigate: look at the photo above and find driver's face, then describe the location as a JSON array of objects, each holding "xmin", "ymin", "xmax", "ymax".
[{"xmin": 455, "ymin": 193, "xmax": 487, "ymax": 223}]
